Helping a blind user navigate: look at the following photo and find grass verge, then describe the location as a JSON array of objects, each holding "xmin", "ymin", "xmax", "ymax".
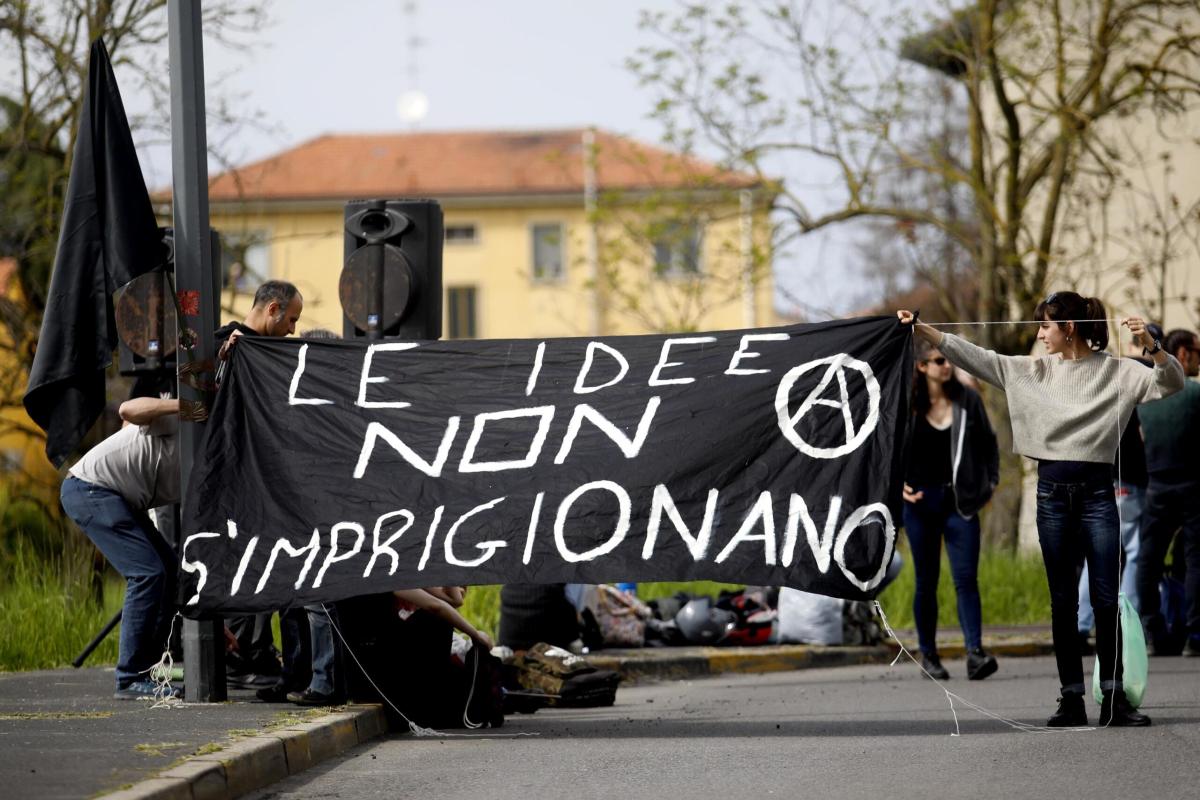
[
  {"xmin": 1, "ymin": 543, "xmax": 1050, "ymax": 671},
  {"xmin": 0, "ymin": 542, "xmax": 123, "ymax": 671}
]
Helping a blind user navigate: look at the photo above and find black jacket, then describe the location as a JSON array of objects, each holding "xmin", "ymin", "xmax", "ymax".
[
  {"xmin": 905, "ymin": 387, "xmax": 1000, "ymax": 518},
  {"xmin": 214, "ymin": 320, "xmax": 257, "ymax": 346}
]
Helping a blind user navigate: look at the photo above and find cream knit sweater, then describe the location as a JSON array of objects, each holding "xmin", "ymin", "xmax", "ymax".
[{"xmin": 938, "ymin": 333, "xmax": 1185, "ymax": 463}]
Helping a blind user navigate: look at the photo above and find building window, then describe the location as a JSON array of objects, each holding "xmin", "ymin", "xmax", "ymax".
[
  {"xmin": 653, "ymin": 221, "xmax": 702, "ymax": 276},
  {"xmin": 447, "ymin": 286, "xmax": 478, "ymax": 339},
  {"xmin": 445, "ymin": 223, "xmax": 479, "ymax": 245},
  {"xmin": 531, "ymin": 222, "xmax": 565, "ymax": 282},
  {"xmin": 221, "ymin": 231, "xmax": 270, "ymax": 292}
]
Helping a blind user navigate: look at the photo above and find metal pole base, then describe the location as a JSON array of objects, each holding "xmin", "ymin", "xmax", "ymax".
[{"xmin": 183, "ymin": 618, "xmax": 227, "ymax": 702}]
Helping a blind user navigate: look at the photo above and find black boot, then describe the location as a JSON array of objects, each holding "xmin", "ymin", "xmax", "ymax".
[
  {"xmin": 966, "ymin": 648, "xmax": 998, "ymax": 680},
  {"xmin": 1046, "ymin": 693, "xmax": 1088, "ymax": 727},
  {"xmin": 1100, "ymin": 689, "xmax": 1151, "ymax": 727},
  {"xmin": 921, "ymin": 653, "xmax": 949, "ymax": 680}
]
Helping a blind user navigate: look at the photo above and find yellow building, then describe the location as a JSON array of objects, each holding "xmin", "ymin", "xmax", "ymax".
[{"xmin": 176, "ymin": 128, "xmax": 776, "ymax": 338}]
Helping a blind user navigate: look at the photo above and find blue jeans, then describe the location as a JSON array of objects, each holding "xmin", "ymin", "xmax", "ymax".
[
  {"xmin": 60, "ymin": 477, "xmax": 176, "ymax": 689},
  {"xmin": 1036, "ymin": 477, "xmax": 1123, "ymax": 694},
  {"xmin": 903, "ymin": 485, "xmax": 983, "ymax": 655},
  {"xmin": 1078, "ymin": 481, "xmax": 1142, "ymax": 631},
  {"xmin": 305, "ymin": 605, "xmax": 340, "ymax": 696}
]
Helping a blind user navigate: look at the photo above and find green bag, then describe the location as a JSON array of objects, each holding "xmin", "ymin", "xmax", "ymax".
[{"xmin": 1092, "ymin": 593, "xmax": 1147, "ymax": 707}]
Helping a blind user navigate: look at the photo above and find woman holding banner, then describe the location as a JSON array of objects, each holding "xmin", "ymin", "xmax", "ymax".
[
  {"xmin": 898, "ymin": 292, "xmax": 1183, "ymax": 728},
  {"xmin": 903, "ymin": 340, "xmax": 999, "ymax": 682}
]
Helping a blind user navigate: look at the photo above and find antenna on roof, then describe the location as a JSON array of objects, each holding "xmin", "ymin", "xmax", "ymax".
[{"xmin": 396, "ymin": 0, "xmax": 429, "ymax": 127}]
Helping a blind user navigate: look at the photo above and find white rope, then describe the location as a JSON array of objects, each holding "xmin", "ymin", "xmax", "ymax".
[
  {"xmin": 147, "ymin": 611, "xmax": 184, "ymax": 709},
  {"xmin": 1103, "ymin": 343, "xmax": 1125, "ymax": 727},
  {"xmin": 924, "ymin": 318, "xmax": 1128, "ymax": 326},
  {"xmin": 874, "ymin": 602, "xmax": 1093, "ymax": 734},
  {"xmin": 461, "ymin": 645, "xmax": 484, "ymax": 730}
]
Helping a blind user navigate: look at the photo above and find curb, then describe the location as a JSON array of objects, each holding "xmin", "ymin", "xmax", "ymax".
[
  {"xmin": 100, "ymin": 704, "xmax": 388, "ymax": 800},
  {"xmin": 588, "ymin": 644, "xmax": 895, "ymax": 683},
  {"xmin": 588, "ymin": 638, "xmax": 1057, "ymax": 683}
]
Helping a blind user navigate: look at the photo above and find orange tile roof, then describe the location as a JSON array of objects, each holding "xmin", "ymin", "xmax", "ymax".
[{"xmin": 182, "ymin": 128, "xmax": 761, "ymax": 203}]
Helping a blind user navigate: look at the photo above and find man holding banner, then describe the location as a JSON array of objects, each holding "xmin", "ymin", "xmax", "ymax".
[
  {"xmin": 61, "ymin": 396, "xmax": 207, "ymax": 699},
  {"xmin": 211, "ymin": 280, "xmax": 307, "ymax": 692}
]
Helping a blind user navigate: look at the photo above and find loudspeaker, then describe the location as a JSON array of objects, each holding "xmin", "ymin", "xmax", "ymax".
[
  {"xmin": 340, "ymin": 199, "xmax": 443, "ymax": 340},
  {"xmin": 115, "ymin": 228, "xmax": 176, "ymax": 376}
]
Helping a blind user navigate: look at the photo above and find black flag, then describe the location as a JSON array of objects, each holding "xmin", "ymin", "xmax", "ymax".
[{"xmin": 22, "ymin": 39, "xmax": 163, "ymax": 467}]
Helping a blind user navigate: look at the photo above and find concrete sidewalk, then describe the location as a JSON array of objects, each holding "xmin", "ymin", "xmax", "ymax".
[
  {"xmin": 0, "ymin": 626, "xmax": 1052, "ymax": 799},
  {"xmin": 0, "ymin": 668, "xmax": 385, "ymax": 800}
]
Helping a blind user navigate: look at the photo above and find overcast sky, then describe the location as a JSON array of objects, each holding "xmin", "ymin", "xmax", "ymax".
[{"xmin": 109, "ymin": 0, "xmax": 924, "ymax": 318}]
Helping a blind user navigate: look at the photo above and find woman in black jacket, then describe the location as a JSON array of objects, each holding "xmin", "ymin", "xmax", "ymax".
[{"xmin": 903, "ymin": 340, "xmax": 1000, "ymax": 681}]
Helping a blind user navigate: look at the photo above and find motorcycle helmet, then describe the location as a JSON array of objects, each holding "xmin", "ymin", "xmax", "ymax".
[{"xmin": 674, "ymin": 598, "xmax": 736, "ymax": 644}]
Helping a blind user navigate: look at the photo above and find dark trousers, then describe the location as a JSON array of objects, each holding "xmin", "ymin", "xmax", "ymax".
[
  {"xmin": 305, "ymin": 604, "xmax": 341, "ymax": 696},
  {"xmin": 1136, "ymin": 476, "xmax": 1200, "ymax": 644},
  {"xmin": 225, "ymin": 613, "xmax": 282, "ymax": 678},
  {"xmin": 903, "ymin": 485, "xmax": 983, "ymax": 655},
  {"xmin": 279, "ymin": 607, "xmax": 313, "ymax": 692},
  {"xmin": 60, "ymin": 477, "xmax": 176, "ymax": 689},
  {"xmin": 1036, "ymin": 478, "xmax": 1123, "ymax": 694}
]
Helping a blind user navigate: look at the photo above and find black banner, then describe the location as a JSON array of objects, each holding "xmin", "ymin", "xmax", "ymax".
[{"xmin": 180, "ymin": 316, "xmax": 911, "ymax": 614}]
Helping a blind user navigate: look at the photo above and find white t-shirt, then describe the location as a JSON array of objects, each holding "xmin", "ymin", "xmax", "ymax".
[{"xmin": 69, "ymin": 415, "xmax": 180, "ymax": 510}]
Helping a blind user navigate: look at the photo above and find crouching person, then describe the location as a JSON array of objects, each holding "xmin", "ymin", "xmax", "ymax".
[
  {"xmin": 60, "ymin": 396, "xmax": 206, "ymax": 699},
  {"xmin": 336, "ymin": 587, "xmax": 501, "ymax": 730}
]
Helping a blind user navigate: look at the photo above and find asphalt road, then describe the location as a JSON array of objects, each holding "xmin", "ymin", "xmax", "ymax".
[{"xmin": 247, "ymin": 654, "xmax": 1200, "ymax": 800}]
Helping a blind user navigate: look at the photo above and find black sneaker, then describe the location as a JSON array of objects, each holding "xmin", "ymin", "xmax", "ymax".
[
  {"xmin": 1077, "ymin": 630, "xmax": 1094, "ymax": 655},
  {"xmin": 1100, "ymin": 689, "xmax": 1151, "ymax": 727},
  {"xmin": 286, "ymin": 688, "xmax": 340, "ymax": 707},
  {"xmin": 1046, "ymin": 693, "xmax": 1087, "ymax": 727},
  {"xmin": 966, "ymin": 648, "xmax": 998, "ymax": 680},
  {"xmin": 921, "ymin": 653, "xmax": 950, "ymax": 680},
  {"xmin": 1184, "ymin": 636, "xmax": 1200, "ymax": 657}
]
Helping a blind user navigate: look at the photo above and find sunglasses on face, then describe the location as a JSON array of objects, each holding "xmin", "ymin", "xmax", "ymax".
[{"xmin": 924, "ymin": 357, "xmax": 948, "ymax": 366}]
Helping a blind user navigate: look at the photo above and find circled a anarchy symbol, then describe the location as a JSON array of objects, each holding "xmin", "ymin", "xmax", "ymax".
[{"xmin": 775, "ymin": 354, "xmax": 881, "ymax": 459}]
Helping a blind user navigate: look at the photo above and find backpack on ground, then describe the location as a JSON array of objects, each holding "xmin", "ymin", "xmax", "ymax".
[{"xmin": 512, "ymin": 642, "xmax": 621, "ymax": 707}]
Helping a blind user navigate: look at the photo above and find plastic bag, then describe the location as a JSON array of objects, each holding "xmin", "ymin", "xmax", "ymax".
[
  {"xmin": 1092, "ymin": 593, "xmax": 1147, "ymax": 708},
  {"xmin": 776, "ymin": 588, "xmax": 843, "ymax": 645}
]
